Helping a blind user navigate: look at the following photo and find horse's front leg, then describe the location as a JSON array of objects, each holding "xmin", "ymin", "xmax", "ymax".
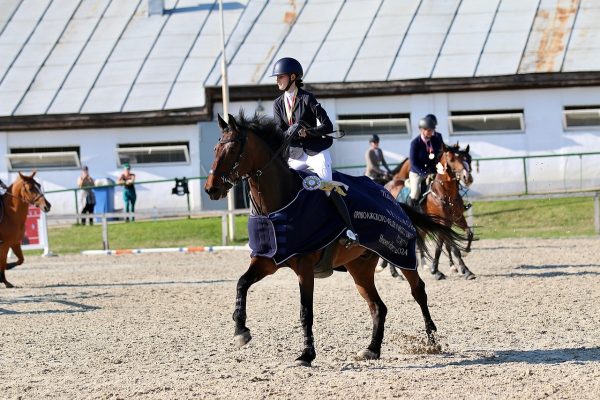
[
  {"xmin": 430, "ymin": 237, "xmax": 446, "ymax": 280},
  {"xmin": 347, "ymin": 257, "xmax": 387, "ymax": 360},
  {"xmin": 401, "ymin": 269, "xmax": 437, "ymax": 345},
  {"xmin": 0, "ymin": 245, "xmax": 14, "ymax": 288},
  {"xmin": 465, "ymin": 226, "xmax": 474, "ymax": 253},
  {"xmin": 233, "ymin": 257, "xmax": 278, "ymax": 347},
  {"xmin": 445, "ymin": 243, "xmax": 457, "ymax": 273},
  {"xmin": 293, "ymin": 257, "xmax": 316, "ymax": 366},
  {"xmin": 6, "ymin": 244, "xmax": 25, "ymax": 270},
  {"xmin": 452, "ymin": 247, "xmax": 476, "ymax": 280}
]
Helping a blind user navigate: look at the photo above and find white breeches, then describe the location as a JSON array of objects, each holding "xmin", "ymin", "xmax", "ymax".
[
  {"xmin": 409, "ymin": 171, "xmax": 425, "ymax": 200},
  {"xmin": 288, "ymin": 149, "xmax": 332, "ymax": 180}
]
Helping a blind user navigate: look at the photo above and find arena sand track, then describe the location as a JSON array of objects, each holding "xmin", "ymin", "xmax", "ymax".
[{"xmin": 2, "ymin": 238, "xmax": 600, "ymax": 399}]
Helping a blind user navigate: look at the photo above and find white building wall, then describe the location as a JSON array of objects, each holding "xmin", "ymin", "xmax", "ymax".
[
  {"xmin": 4, "ymin": 86, "xmax": 600, "ymax": 215},
  {"xmin": 2, "ymin": 124, "xmax": 204, "ymax": 214},
  {"xmin": 223, "ymin": 86, "xmax": 600, "ymax": 198}
]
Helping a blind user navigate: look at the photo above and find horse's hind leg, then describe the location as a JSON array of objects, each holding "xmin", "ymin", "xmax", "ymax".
[
  {"xmin": 232, "ymin": 257, "xmax": 278, "ymax": 347},
  {"xmin": 0, "ymin": 245, "xmax": 14, "ymax": 288},
  {"xmin": 401, "ymin": 269, "xmax": 437, "ymax": 344},
  {"xmin": 346, "ymin": 257, "xmax": 387, "ymax": 360},
  {"xmin": 7, "ymin": 244, "xmax": 24, "ymax": 270}
]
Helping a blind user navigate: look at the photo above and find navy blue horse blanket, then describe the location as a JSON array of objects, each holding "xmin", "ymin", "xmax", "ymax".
[{"xmin": 248, "ymin": 171, "xmax": 418, "ymax": 270}]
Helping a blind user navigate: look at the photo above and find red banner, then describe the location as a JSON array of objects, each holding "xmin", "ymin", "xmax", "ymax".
[{"xmin": 23, "ymin": 206, "xmax": 41, "ymax": 245}]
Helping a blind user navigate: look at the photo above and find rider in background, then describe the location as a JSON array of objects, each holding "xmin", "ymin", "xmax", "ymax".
[
  {"xmin": 271, "ymin": 57, "xmax": 357, "ymax": 246},
  {"xmin": 426, "ymin": 113, "xmax": 472, "ymax": 210},
  {"xmin": 364, "ymin": 134, "xmax": 391, "ymax": 185},
  {"xmin": 408, "ymin": 115, "xmax": 443, "ymax": 211}
]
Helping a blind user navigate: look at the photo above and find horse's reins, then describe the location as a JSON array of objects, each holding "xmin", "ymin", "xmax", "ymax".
[{"xmin": 3, "ymin": 187, "xmax": 44, "ymax": 206}]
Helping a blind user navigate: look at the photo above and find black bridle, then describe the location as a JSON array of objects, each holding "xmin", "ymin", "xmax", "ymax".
[
  {"xmin": 212, "ymin": 126, "xmax": 298, "ymax": 188},
  {"xmin": 215, "ymin": 128, "xmax": 249, "ymax": 186}
]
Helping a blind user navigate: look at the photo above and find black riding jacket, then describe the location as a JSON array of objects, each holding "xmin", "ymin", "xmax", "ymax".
[{"xmin": 273, "ymin": 88, "xmax": 333, "ymax": 158}]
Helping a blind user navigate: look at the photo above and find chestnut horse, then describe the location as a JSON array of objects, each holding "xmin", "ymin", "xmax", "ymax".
[
  {"xmin": 420, "ymin": 146, "xmax": 475, "ymax": 280},
  {"xmin": 204, "ymin": 112, "xmax": 467, "ymax": 366},
  {"xmin": 1, "ymin": 172, "xmax": 51, "ymax": 288},
  {"xmin": 384, "ymin": 145, "xmax": 475, "ymax": 279}
]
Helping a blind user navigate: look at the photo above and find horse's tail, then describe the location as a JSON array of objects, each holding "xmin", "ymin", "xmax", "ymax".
[{"xmin": 400, "ymin": 203, "xmax": 470, "ymax": 260}]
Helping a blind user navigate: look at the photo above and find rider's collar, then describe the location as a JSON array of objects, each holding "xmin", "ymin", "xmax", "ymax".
[{"xmin": 285, "ymin": 87, "xmax": 297, "ymax": 98}]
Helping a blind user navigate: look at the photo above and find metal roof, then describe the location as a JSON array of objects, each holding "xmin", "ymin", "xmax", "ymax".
[{"xmin": 0, "ymin": 0, "xmax": 598, "ymax": 118}]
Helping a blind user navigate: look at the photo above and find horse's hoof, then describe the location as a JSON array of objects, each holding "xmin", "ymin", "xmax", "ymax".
[
  {"xmin": 465, "ymin": 273, "xmax": 476, "ymax": 280},
  {"xmin": 356, "ymin": 349, "xmax": 379, "ymax": 360},
  {"xmin": 375, "ymin": 265, "xmax": 385, "ymax": 273},
  {"xmin": 433, "ymin": 272, "xmax": 446, "ymax": 280},
  {"xmin": 294, "ymin": 359, "xmax": 312, "ymax": 367},
  {"xmin": 234, "ymin": 331, "xmax": 252, "ymax": 348}
]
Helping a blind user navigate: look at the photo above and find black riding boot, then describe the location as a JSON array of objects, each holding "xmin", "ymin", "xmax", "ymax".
[
  {"xmin": 408, "ymin": 197, "xmax": 422, "ymax": 213},
  {"xmin": 329, "ymin": 191, "xmax": 358, "ymax": 248}
]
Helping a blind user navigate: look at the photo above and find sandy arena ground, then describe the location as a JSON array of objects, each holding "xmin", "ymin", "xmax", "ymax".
[{"xmin": 1, "ymin": 237, "xmax": 600, "ymax": 399}]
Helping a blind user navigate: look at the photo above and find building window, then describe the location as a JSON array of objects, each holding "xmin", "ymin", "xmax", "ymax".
[
  {"xmin": 336, "ymin": 113, "xmax": 411, "ymax": 137},
  {"xmin": 8, "ymin": 146, "xmax": 80, "ymax": 171},
  {"xmin": 563, "ymin": 106, "xmax": 600, "ymax": 130},
  {"xmin": 117, "ymin": 142, "xmax": 190, "ymax": 166},
  {"xmin": 449, "ymin": 110, "xmax": 524, "ymax": 135}
]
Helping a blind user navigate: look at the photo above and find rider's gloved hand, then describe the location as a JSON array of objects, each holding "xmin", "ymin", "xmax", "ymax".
[{"xmin": 285, "ymin": 123, "xmax": 301, "ymax": 138}]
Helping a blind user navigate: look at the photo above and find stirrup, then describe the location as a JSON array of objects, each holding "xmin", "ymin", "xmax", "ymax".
[
  {"xmin": 464, "ymin": 202, "xmax": 472, "ymax": 210},
  {"xmin": 341, "ymin": 229, "xmax": 358, "ymax": 248}
]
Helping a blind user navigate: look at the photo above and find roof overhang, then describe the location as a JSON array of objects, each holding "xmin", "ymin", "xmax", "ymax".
[
  {"xmin": 207, "ymin": 71, "xmax": 600, "ymax": 101},
  {"xmin": 2, "ymin": 72, "xmax": 599, "ymax": 131},
  {"xmin": 0, "ymin": 107, "xmax": 211, "ymax": 132}
]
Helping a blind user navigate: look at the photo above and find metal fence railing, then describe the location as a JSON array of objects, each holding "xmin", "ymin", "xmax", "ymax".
[{"xmin": 43, "ymin": 151, "xmax": 600, "ymax": 216}]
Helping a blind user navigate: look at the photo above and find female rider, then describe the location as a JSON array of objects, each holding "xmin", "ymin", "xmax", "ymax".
[{"xmin": 271, "ymin": 57, "xmax": 357, "ymax": 247}]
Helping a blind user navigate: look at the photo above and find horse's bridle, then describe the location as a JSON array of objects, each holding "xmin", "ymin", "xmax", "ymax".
[
  {"xmin": 214, "ymin": 128, "xmax": 249, "ymax": 186},
  {"xmin": 4, "ymin": 186, "xmax": 45, "ymax": 206},
  {"xmin": 212, "ymin": 126, "xmax": 294, "ymax": 187}
]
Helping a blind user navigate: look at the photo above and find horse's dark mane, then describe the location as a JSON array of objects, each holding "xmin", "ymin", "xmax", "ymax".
[{"xmin": 236, "ymin": 110, "xmax": 287, "ymax": 160}]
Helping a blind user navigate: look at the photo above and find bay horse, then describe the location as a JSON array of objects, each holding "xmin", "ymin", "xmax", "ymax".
[
  {"xmin": 1, "ymin": 172, "xmax": 51, "ymax": 288},
  {"xmin": 204, "ymin": 112, "xmax": 467, "ymax": 366},
  {"xmin": 384, "ymin": 144, "xmax": 475, "ymax": 279}
]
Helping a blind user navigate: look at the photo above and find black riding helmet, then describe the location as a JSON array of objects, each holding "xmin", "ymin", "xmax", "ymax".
[
  {"xmin": 369, "ymin": 134, "xmax": 380, "ymax": 143},
  {"xmin": 425, "ymin": 114, "xmax": 438, "ymax": 127},
  {"xmin": 418, "ymin": 115, "xmax": 436, "ymax": 130},
  {"xmin": 271, "ymin": 57, "xmax": 303, "ymax": 78}
]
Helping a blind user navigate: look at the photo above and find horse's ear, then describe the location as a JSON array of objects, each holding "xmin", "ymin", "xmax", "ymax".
[
  {"xmin": 228, "ymin": 114, "xmax": 238, "ymax": 131},
  {"xmin": 217, "ymin": 114, "xmax": 228, "ymax": 131},
  {"xmin": 31, "ymin": 170, "xmax": 36, "ymax": 178},
  {"xmin": 19, "ymin": 172, "xmax": 25, "ymax": 180},
  {"xmin": 465, "ymin": 144, "xmax": 470, "ymax": 153}
]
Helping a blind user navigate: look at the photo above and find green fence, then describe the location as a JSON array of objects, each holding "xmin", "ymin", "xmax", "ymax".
[{"xmin": 45, "ymin": 150, "xmax": 600, "ymax": 216}]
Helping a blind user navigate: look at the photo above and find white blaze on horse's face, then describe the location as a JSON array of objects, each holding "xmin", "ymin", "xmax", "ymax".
[
  {"xmin": 462, "ymin": 160, "xmax": 473, "ymax": 187},
  {"xmin": 21, "ymin": 175, "xmax": 51, "ymax": 212}
]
